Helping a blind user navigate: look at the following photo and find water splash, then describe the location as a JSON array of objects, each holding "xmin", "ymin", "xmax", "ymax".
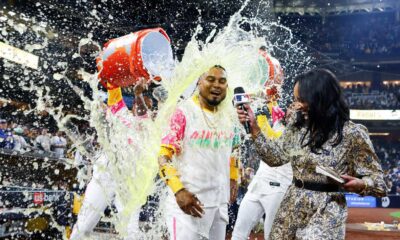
[{"xmin": 0, "ymin": 0, "xmax": 312, "ymax": 239}]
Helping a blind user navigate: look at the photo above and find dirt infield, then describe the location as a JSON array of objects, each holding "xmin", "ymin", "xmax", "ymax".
[
  {"xmin": 346, "ymin": 208, "xmax": 400, "ymax": 240},
  {"xmin": 347, "ymin": 208, "xmax": 400, "ymax": 223},
  {"xmin": 227, "ymin": 208, "xmax": 400, "ymax": 240}
]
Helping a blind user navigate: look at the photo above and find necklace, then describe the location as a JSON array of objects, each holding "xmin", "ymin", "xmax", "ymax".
[{"xmin": 198, "ymin": 96, "xmax": 218, "ymax": 130}]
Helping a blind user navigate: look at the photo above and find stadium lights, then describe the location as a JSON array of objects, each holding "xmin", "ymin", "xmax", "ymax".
[
  {"xmin": 383, "ymin": 80, "xmax": 400, "ymax": 85},
  {"xmin": 340, "ymin": 81, "xmax": 372, "ymax": 87},
  {"xmin": 0, "ymin": 41, "xmax": 39, "ymax": 70},
  {"xmin": 350, "ymin": 110, "xmax": 400, "ymax": 120},
  {"xmin": 369, "ymin": 133, "xmax": 390, "ymax": 136}
]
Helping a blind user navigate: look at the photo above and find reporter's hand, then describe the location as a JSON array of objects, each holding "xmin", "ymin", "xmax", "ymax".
[
  {"xmin": 175, "ymin": 189, "xmax": 204, "ymax": 218},
  {"xmin": 236, "ymin": 104, "xmax": 261, "ymax": 138},
  {"xmin": 341, "ymin": 175, "xmax": 366, "ymax": 193}
]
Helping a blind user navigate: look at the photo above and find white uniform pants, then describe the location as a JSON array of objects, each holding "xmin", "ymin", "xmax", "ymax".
[
  {"xmin": 231, "ymin": 191, "xmax": 285, "ymax": 240},
  {"xmin": 70, "ymin": 155, "xmax": 139, "ymax": 240},
  {"xmin": 166, "ymin": 203, "xmax": 228, "ymax": 240}
]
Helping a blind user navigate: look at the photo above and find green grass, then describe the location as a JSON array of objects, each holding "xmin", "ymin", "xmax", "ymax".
[{"xmin": 390, "ymin": 211, "xmax": 400, "ymax": 218}]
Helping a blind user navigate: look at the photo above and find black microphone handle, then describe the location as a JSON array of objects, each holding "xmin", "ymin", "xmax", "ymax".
[{"xmin": 238, "ymin": 104, "xmax": 251, "ymax": 134}]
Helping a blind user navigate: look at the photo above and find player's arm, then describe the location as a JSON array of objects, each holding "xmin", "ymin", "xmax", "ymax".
[
  {"xmin": 230, "ymin": 154, "xmax": 240, "ymax": 182},
  {"xmin": 107, "ymin": 83, "xmax": 123, "ymax": 107},
  {"xmin": 132, "ymin": 79, "xmax": 150, "ymax": 117},
  {"xmin": 261, "ymin": 101, "xmax": 284, "ymax": 139},
  {"xmin": 229, "ymin": 130, "xmax": 241, "ymax": 203},
  {"xmin": 158, "ymin": 109, "xmax": 185, "ymax": 194},
  {"xmin": 158, "ymin": 109, "xmax": 204, "ymax": 217},
  {"xmin": 229, "ymin": 154, "xmax": 240, "ymax": 204},
  {"xmin": 107, "ymin": 79, "xmax": 150, "ymax": 117},
  {"xmin": 158, "ymin": 146, "xmax": 184, "ymax": 194}
]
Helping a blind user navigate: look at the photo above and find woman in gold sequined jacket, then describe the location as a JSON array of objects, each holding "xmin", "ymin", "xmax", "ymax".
[{"xmin": 236, "ymin": 68, "xmax": 388, "ymax": 240}]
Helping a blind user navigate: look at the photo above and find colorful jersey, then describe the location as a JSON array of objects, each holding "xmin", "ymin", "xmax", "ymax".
[
  {"xmin": 162, "ymin": 95, "xmax": 238, "ymax": 207},
  {"xmin": 105, "ymin": 86, "xmax": 148, "ymax": 147}
]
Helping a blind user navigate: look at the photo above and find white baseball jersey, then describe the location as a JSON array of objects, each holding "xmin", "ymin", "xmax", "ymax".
[{"xmin": 162, "ymin": 96, "xmax": 238, "ymax": 207}]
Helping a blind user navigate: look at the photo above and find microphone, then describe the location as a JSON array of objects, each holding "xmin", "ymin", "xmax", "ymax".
[{"xmin": 233, "ymin": 87, "xmax": 251, "ymax": 134}]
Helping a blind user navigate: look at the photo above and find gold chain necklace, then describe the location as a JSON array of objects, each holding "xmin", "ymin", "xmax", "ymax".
[{"xmin": 198, "ymin": 96, "xmax": 218, "ymax": 130}]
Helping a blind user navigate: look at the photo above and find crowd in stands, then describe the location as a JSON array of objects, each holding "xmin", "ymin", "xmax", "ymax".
[
  {"xmin": 342, "ymin": 83, "xmax": 400, "ymax": 109},
  {"xmin": 0, "ymin": 119, "xmax": 69, "ymax": 159},
  {"xmin": 285, "ymin": 12, "xmax": 400, "ymax": 58},
  {"xmin": 374, "ymin": 140, "xmax": 400, "ymax": 195}
]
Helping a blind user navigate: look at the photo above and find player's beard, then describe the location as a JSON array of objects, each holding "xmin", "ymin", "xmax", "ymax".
[{"xmin": 200, "ymin": 92, "xmax": 226, "ymax": 107}]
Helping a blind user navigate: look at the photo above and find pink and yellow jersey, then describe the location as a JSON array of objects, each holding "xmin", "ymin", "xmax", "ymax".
[
  {"xmin": 105, "ymin": 84, "xmax": 150, "ymax": 148},
  {"xmin": 161, "ymin": 95, "xmax": 238, "ymax": 207}
]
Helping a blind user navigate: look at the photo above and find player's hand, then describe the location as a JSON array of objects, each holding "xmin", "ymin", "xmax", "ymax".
[
  {"xmin": 230, "ymin": 179, "xmax": 238, "ymax": 204},
  {"xmin": 134, "ymin": 78, "xmax": 147, "ymax": 96},
  {"xmin": 175, "ymin": 189, "xmax": 204, "ymax": 218},
  {"xmin": 341, "ymin": 175, "xmax": 366, "ymax": 193}
]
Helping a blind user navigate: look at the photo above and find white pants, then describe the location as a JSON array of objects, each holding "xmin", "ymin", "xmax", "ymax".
[
  {"xmin": 166, "ymin": 202, "xmax": 228, "ymax": 240},
  {"xmin": 231, "ymin": 191, "xmax": 285, "ymax": 240},
  {"xmin": 70, "ymin": 155, "xmax": 139, "ymax": 240}
]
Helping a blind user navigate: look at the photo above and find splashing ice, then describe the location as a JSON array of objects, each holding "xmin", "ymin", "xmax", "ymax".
[{"xmin": 0, "ymin": 0, "xmax": 312, "ymax": 239}]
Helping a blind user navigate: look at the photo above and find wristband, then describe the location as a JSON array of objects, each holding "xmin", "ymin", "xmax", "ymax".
[
  {"xmin": 159, "ymin": 146, "xmax": 174, "ymax": 159},
  {"xmin": 230, "ymin": 157, "xmax": 239, "ymax": 181},
  {"xmin": 107, "ymin": 83, "xmax": 123, "ymax": 106},
  {"xmin": 159, "ymin": 164, "xmax": 184, "ymax": 194}
]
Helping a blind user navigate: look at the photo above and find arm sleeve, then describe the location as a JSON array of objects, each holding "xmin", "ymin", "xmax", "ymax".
[
  {"xmin": 158, "ymin": 109, "xmax": 187, "ymax": 194},
  {"xmin": 107, "ymin": 83, "xmax": 127, "ymax": 114},
  {"xmin": 230, "ymin": 156, "xmax": 240, "ymax": 181},
  {"xmin": 230, "ymin": 128, "xmax": 241, "ymax": 181},
  {"xmin": 253, "ymin": 129, "xmax": 291, "ymax": 167},
  {"xmin": 159, "ymin": 162, "xmax": 185, "ymax": 194},
  {"xmin": 348, "ymin": 124, "xmax": 388, "ymax": 197},
  {"xmin": 107, "ymin": 83, "xmax": 123, "ymax": 106},
  {"xmin": 161, "ymin": 109, "xmax": 186, "ymax": 155}
]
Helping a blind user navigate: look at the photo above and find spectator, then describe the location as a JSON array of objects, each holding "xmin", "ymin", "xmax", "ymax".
[
  {"xmin": 282, "ymin": 12, "xmax": 400, "ymax": 59},
  {"xmin": 0, "ymin": 119, "xmax": 8, "ymax": 148},
  {"xmin": 343, "ymin": 84, "xmax": 400, "ymax": 110},
  {"xmin": 13, "ymin": 127, "xmax": 30, "ymax": 152},
  {"xmin": 51, "ymin": 131, "xmax": 67, "ymax": 158},
  {"xmin": 388, "ymin": 180, "xmax": 397, "ymax": 195},
  {"xmin": 0, "ymin": 119, "xmax": 14, "ymax": 149},
  {"xmin": 35, "ymin": 128, "xmax": 52, "ymax": 152},
  {"xmin": 6, "ymin": 119, "xmax": 15, "ymax": 132},
  {"xmin": 22, "ymin": 126, "xmax": 33, "ymax": 146},
  {"xmin": 395, "ymin": 174, "xmax": 400, "ymax": 195},
  {"xmin": 27, "ymin": 128, "xmax": 39, "ymax": 146}
]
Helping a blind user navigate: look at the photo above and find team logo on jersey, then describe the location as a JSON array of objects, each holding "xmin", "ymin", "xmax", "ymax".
[{"xmin": 188, "ymin": 130, "xmax": 234, "ymax": 148}]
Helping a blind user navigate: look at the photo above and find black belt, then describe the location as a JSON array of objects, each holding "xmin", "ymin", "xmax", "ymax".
[{"xmin": 294, "ymin": 178, "xmax": 340, "ymax": 192}]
